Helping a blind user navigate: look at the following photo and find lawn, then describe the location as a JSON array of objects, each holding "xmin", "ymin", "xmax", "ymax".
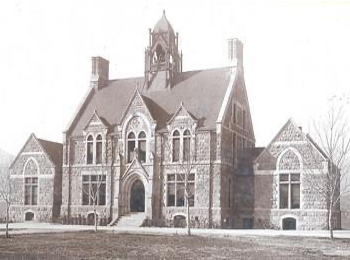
[{"xmin": 0, "ymin": 231, "xmax": 350, "ymax": 259}]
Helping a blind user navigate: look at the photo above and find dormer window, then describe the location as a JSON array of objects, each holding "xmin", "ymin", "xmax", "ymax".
[
  {"xmin": 138, "ymin": 131, "xmax": 146, "ymax": 163},
  {"xmin": 183, "ymin": 130, "xmax": 191, "ymax": 161},
  {"xmin": 96, "ymin": 134, "xmax": 103, "ymax": 164},
  {"xmin": 172, "ymin": 130, "xmax": 180, "ymax": 162},
  {"xmin": 87, "ymin": 135, "xmax": 94, "ymax": 165},
  {"xmin": 127, "ymin": 132, "xmax": 136, "ymax": 163}
]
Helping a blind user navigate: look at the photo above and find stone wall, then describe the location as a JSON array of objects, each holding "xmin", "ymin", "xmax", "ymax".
[
  {"xmin": 254, "ymin": 121, "xmax": 341, "ymax": 230},
  {"xmin": 10, "ymin": 136, "xmax": 62, "ymax": 222}
]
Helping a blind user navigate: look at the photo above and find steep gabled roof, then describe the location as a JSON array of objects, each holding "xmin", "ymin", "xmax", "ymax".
[
  {"xmin": 69, "ymin": 67, "xmax": 233, "ymax": 135},
  {"xmin": 36, "ymin": 138, "xmax": 63, "ymax": 168},
  {"xmin": 255, "ymin": 118, "xmax": 328, "ymax": 165},
  {"xmin": 10, "ymin": 133, "xmax": 62, "ymax": 169}
]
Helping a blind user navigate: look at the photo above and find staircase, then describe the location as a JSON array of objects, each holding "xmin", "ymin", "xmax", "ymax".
[{"xmin": 111, "ymin": 212, "xmax": 147, "ymax": 228}]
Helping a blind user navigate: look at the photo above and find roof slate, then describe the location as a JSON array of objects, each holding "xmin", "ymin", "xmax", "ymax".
[
  {"xmin": 71, "ymin": 67, "xmax": 232, "ymax": 135},
  {"xmin": 37, "ymin": 139, "xmax": 63, "ymax": 168}
]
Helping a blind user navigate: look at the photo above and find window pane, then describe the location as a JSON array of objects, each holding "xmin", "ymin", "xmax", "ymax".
[
  {"xmin": 291, "ymin": 184, "xmax": 300, "ymax": 209},
  {"xmin": 128, "ymin": 141, "xmax": 135, "ymax": 163},
  {"xmin": 167, "ymin": 183, "xmax": 175, "ymax": 206},
  {"xmin": 138, "ymin": 140, "xmax": 146, "ymax": 163},
  {"xmin": 99, "ymin": 184, "xmax": 106, "ymax": 205},
  {"xmin": 280, "ymin": 184, "xmax": 289, "ymax": 209},
  {"xmin": 96, "ymin": 141, "xmax": 102, "ymax": 164},
  {"xmin": 25, "ymin": 186, "xmax": 31, "ymax": 205},
  {"xmin": 128, "ymin": 132, "xmax": 135, "ymax": 139},
  {"xmin": 82, "ymin": 175, "xmax": 89, "ymax": 182},
  {"xmin": 173, "ymin": 138, "xmax": 180, "ymax": 162},
  {"xmin": 188, "ymin": 174, "xmax": 195, "ymax": 181},
  {"xmin": 176, "ymin": 183, "xmax": 185, "ymax": 206},
  {"xmin": 138, "ymin": 131, "xmax": 146, "ymax": 139},
  {"xmin": 91, "ymin": 175, "xmax": 97, "ymax": 182},
  {"xmin": 32, "ymin": 186, "xmax": 38, "ymax": 205},
  {"xmin": 168, "ymin": 174, "xmax": 175, "ymax": 181},
  {"xmin": 87, "ymin": 142, "xmax": 93, "ymax": 164},
  {"xmin": 183, "ymin": 137, "xmax": 190, "ymax": 161},
  {"xmin": 82, "ymin": 184, "xmax": 89, "ymax": 205},
  {"xmin": 291, "ymin": 174, "xmax": 300, "ymax": 182},
  {"xmin": 178, "ymin": 174, "xmax": 185, "ymax": 182},
  {"xmin": 280, "ymin": 174, "xmax": 289, "ymax": 182},
  {"xmin": 188, "ymin": 183, "xmax": 195, "ymax": 207}
]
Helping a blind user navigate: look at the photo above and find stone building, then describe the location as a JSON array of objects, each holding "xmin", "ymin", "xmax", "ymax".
[
  {"xmin": 254, "ymin": 119, "xmax": 341, "ymax": 230},
  {"xmin": 60, "ymin": 12, "xmax": 255, "ymax": 228},
  {"xmin": 9, "ymin": 134, "xmax": 62, "ymax": 222},
  {"xmin": 8, "ymin": 12, "xmax": 343, "ymax": 230}
]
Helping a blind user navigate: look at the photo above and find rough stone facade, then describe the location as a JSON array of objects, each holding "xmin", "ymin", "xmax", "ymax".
[
  {"xmin": 9, "ymin": 134, "xmax": 62, "ymax": 222},
  {"xmin": 254, "ymin": 120, "xmax": 341, "ymax": 230},
  {"xmin": 59, "ymin": 13, "xmax": 256, "ymax": 229}
]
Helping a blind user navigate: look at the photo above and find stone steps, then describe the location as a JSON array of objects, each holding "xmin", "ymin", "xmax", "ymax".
[{"xmin": 112, "ymin": 212, "xmax": 147, "ymax": 228}]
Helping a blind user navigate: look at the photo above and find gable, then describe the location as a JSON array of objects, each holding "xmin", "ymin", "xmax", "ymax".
[
  {"xmin": 84, "ymin": 110, "xmax": 108, "ymax": 134},
  {"xmin": 255, "ymin": 119, "xmax": 326, "ymax": 171},
  {"xmin": 10, "ymin": 134, "xmax": 62, "ymax": 171},
  {"xmin": 120, "ymin": 90, "xmax": 155, "ymax": 128},
  {"xmin": 167, "ymin": 103, "xmax": 197, "ymax": 131}
]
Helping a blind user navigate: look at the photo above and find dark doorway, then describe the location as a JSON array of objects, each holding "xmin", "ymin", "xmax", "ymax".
[
  {"xmin": 282, "ymin": 217, "xmax": 296, "ymax": 230},
  {"xmin": 25, "ymin": 212, "xmax": 34, "ymax": 221},
  {"xmin": 130, "ymin": 180, "xmax": 145, "ymax": 212},
  {"xmin": 87, "ymin": 213, "xmax": 97, "ymax": 225},
  {"xmin": 174, "ymin": 215, "xmax": 186, "ymax": 228}
]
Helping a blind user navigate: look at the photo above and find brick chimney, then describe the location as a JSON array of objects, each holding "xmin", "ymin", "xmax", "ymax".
[
  {"xmin": 90, "ymin": 57, "xmax": 109, "ymax": 90},
  {"xmin": 227, "ymin": 38, "xmax": 243, "ymax": 71}
]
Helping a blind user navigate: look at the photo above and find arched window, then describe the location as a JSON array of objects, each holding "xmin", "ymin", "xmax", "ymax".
[
  {"xmin": 183, "ymin": 130, "xmax": 191, "ymax": 161},
  {"xmin": 172, "ymin": 130, "xmax": 180, "ymax": 162},
  {"xmin": 138, "ymin": 132, "xmax": 146, "ymax": 163},
  {"xmin": 87, "ymin": 135, "xmax": 94, "ymax": 165},
  {"xmin": 96, "ymin": 135, "xmax": 103, "ymax": 164},
  {"xmin": 127, "ymin": 132, "xmax": 136, "ymax": 163},
  {"xmin": 278, "ymin": 150, "xmax": 301, "ymax": 209}
]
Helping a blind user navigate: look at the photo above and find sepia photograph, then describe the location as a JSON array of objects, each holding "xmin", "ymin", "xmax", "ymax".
[{"xmin": 0, "ymin": 0, "xmax": 350, "ymax": 259}]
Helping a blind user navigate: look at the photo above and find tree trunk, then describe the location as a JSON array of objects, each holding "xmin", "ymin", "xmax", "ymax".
[
  {"xmin": 186, "ymin": 197, "xmax": 191, "ymax": 236},
  {"xmin": 94, "ymin": 208, "xmax": 98, "ymax": 233},
  {"xmin": 328, "ymin": 202, "xmax": 334, "ymax": 240},
  {"xmin": 5, "ymin": 205, "xmax": 9, "ymax": 239}
]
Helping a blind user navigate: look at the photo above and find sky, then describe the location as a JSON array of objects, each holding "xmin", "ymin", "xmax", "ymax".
[{"xmin": 0, "ymin": 0, "xmax": 349, "ymax": 155}]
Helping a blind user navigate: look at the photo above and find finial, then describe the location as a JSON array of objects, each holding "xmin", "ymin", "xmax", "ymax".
[{"xmin": 163, "ymin": 10, "xmax": 166, "ymax": 16}]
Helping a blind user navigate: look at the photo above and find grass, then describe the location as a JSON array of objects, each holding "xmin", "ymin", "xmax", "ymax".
[{"xmin": 0, "ymin": 231, "xmax": 350, "ymax": 259}]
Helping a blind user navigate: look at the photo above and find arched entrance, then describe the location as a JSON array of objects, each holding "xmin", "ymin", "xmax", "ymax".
[{"xmin": 130, "ymin": 179, "xmax": 145, "ymax": 212}]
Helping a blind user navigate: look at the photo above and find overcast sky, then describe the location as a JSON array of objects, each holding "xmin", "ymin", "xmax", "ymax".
[{"xmin": 0, "ymin": 0, "xmax": 349, "ymax": 155}]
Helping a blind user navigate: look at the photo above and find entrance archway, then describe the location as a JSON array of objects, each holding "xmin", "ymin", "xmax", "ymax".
[{"xmin": 130, "ymin": 179, "xmax": 145, "ymax": 212}]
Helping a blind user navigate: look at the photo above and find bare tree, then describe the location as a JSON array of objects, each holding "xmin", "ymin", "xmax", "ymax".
[
  {"xmin": 81, "ymin": 173, "xmax": 106, "ymax": 232},
  {"xmin": 0, "ymin": 168, "xmax": 18, "ymax": 238},
  {"xmin": 163, "ymin": 132, "xmax": 195, "ymax": 236},
  {"xmin": 305, "ymin": 97, "xmax": 350, "ymax": 239}
]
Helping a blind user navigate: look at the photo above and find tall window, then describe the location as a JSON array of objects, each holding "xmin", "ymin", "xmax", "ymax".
[
  {"xmin": 183, "ymin": 130, "xmax": 191, "ymax": 161},
  {"xmin": 96, "ymin": 135, "xmax": 103, "ymax": 164},
  {"xmin": 82, "ymin": 175, "xmax": 106, "ymax": 206},
  {"xmin": 172, "ymin": 130, "xmax": 180, "ymax": 162},
  {"xmin": 167, "ymin": 173, "xmax": 195, "ymax": 207},
  {"xmin": 87, "ymin": 135, "xmax": 94, "ymax": 164},
  {"xmin": 24, "ymin": 177, "xmax": 38, "ymax": 205},
  {"xmin": 127, "ymin": 132, "xmax": 136, "ymax": 163},
  {"xmin": 138, "ymin": 131, "xmax": 146, "ymax": 163},
  {"xmin": 279, "ymin": 173, "xmax": 300, "ymax": 209}
]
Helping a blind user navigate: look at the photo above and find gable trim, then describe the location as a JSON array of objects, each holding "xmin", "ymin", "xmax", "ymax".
[{"xmin": 119, "ymin": 88, "xmax": 155, "ymax": 125}]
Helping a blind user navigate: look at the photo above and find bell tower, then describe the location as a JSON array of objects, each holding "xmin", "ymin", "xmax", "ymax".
[{"xmin": 145, "ymin": 11, "xmax": 182, "ymax": 90}]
